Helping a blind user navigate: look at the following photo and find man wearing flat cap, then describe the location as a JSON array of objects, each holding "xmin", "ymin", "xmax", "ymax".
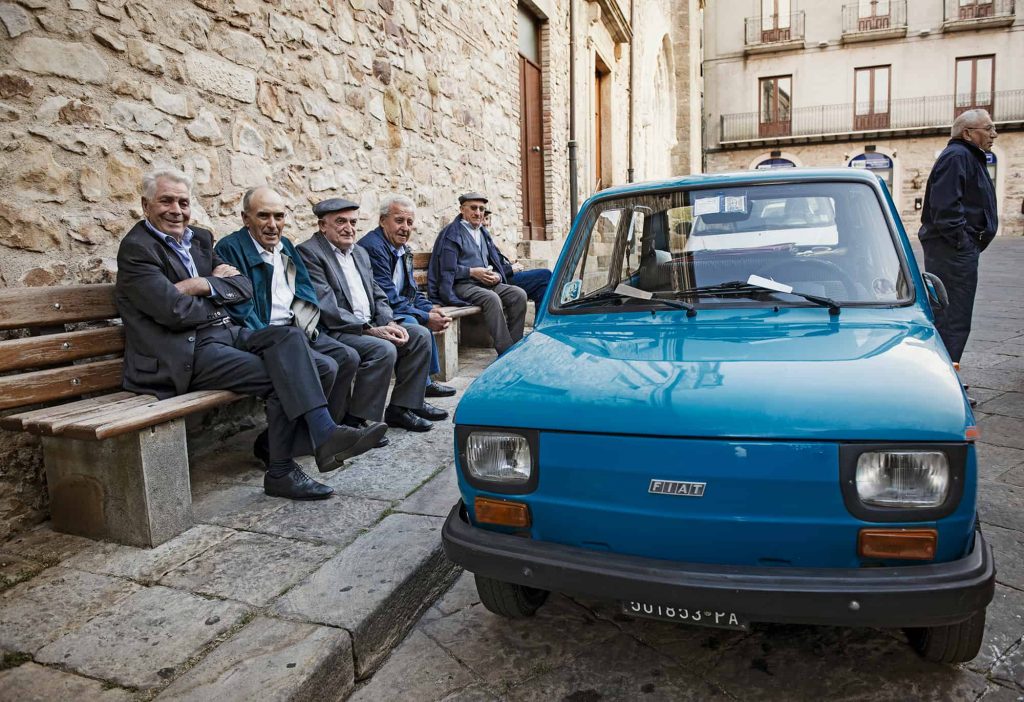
[
  {"xmin": 214, "ymin": 185, "xmax": 388, "ymax": 467},
  {"xmin": 427, "ymin": 192, "xmax": 527, "ymax": 355},
  {"xmin": 298, "ymin": 198, "xmax": 447, "ymax": 433}
]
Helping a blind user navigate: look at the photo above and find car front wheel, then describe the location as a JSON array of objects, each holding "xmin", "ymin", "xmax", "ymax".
[
  {"xmin": 475, "ymin": 574, "xmax": 549, "ymax": 618},
  {"xmin": 905, "ymin": 608, "xmax": 986, "ymax": 664}
]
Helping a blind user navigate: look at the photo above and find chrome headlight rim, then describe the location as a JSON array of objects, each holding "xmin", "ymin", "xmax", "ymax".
[
  {"xmin": 839, "ymin": 443, "xmax": 967, "ymax": 523},
  {"xmin": 456, "ymin": 425, "xmax": 539, "ymax": 495}
]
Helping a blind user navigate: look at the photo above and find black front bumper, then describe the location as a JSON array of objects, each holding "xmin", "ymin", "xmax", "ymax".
[{"xmin": 442, "ymin": 503, "xmax": 995, "ymax": 628}]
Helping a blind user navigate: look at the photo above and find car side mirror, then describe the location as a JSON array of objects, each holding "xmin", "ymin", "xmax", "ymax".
[{"xmin": 922, "ymin": 272, "xmax": 949, "ymax": 310}]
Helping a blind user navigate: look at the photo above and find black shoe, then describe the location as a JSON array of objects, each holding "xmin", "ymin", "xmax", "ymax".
[
  {"xmin": 253, "ymin": 429, "xmax": 269, "ymax": 469},
  {"xmin": 425, "ymin": 381, "xmax": 456, "ymax": 398},
  {"xmin": 343, "ymin": 416, "xmax": 389, "ymax": 448},
  {"xmin": 264, "ymin": 465, "xmax": 334, "ymax": 500},
  {"xmin": 968, "ymin": 396, "xmax": 978, "ymax": 408},
  {"xmin": 384, "ymin": 405, "xmax": 433, "ymax": 432},
  {"xmin": 412, "ymin": 401, "xmax": 448, "ymax": 421},
  {"xmin": 315, "ymin": 422, "xmax": 389, "ymax": 473}
]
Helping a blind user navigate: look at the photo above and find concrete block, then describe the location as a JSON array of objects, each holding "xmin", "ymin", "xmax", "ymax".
[
  {"xmin": 41, "ymin": 420, "xmax": 193, "ymax": 548},
  {"xmin": 156, "ymin": 617, "xmax": 353, "ymax": 702},
  {"xmin": 435, "ymin": 321, "xmax": 459, "ymax": 382},
  {"xmin": 160, "ymin": 531, "xmax": 337, "ymax": 607},
  {"xmin": 459, "ymin": 314, "xmax": 494, "ymax": 349},
  {"xmin": 35, "ymin": 585, "xmax": 250, "ymax": 690},
  {"xmin": 0, "ymin": 662, "xmax": 135, "ymax": 702},
  {"xmin": 0, "ymin": 567, "xmax": 141, "ymax": 653},
  {"xmin": 271, "ymin": 514, "xmax": 460, "ymax": 678}
]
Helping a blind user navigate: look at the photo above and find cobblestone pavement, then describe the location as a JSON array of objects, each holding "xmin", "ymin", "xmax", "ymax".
[{"xmin": 353, "ymin": 238, "xmax": 1024, "ymax": 702}]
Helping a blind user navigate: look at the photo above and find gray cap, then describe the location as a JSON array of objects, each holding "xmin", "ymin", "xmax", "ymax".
[
  {"xmin": 312, "ymin": 198, "xmax": 359, "ymax": 218},
  {"xmin": 458, "ymin": 192, "xmax": 488, "ymax": 204}
]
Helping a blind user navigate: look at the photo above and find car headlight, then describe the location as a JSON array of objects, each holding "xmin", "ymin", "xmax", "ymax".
[
  {"xmin": 855, "ymin": 451, "xmax": 949, "ymax": 508},
  {"xmin": 465, "ymin": 432, "xmax": 532, "ymax": 484}
]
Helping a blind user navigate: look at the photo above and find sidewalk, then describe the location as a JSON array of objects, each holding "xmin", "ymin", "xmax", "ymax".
[{"xmin": 0, "ymin": 349, "xmax": 494, "ymax": 702}]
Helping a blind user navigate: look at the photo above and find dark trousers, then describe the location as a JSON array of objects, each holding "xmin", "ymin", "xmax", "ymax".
[
  {"xmin": 922, "ymin": 234, "xmax": 980, "ymax": 364},
  {"xmin": 189, "ymin": 325, "xmax": 337, "ymax": 461},
  {"xmin": 453, "ymin": 281, "xmax": 527, "ymax": 354},
  {"xmin": 395, "ymin": 313, "xmax": 441, "ymax": 376},
  {"xmin": 510, "ymin": 268, "xmax": 552, "ymax": 306}
]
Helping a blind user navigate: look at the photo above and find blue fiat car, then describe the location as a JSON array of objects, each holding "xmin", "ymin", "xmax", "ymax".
[{"xmin": 441, "ymin": 169, "xmax": 995, "ymax": 663}]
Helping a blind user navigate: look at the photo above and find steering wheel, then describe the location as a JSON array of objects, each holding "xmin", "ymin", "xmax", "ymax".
[{"xmin": 756, "ymin": 258, "xmax": 859, "ymax": 298}]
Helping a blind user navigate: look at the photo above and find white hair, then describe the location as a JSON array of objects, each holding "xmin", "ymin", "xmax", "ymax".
[
  {"xmin": 142, "ymin": 169, "xmax": 192, "ymax": 200},
  {"xmin": 242, "ymin": 185, "xmax": 276, "ymax": 213},
  {"xmin": 951, "ymin": 109, "xmax": 991, "ymax": 138},
  {"xmin": 379, "ymin": 194, "xmax": 416, "ymax": 217}
]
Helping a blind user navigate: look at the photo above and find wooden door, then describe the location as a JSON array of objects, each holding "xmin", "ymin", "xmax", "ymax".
[{"xmin": 519, "ymin": 55, "xmax": 547, "ymax": 241}]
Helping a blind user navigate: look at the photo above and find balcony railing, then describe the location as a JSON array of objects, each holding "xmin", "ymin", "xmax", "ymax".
[
  {"xmin": 744, "ymin": 12, "xmax": 805, "ymax": 50},
  {"xmin": 841, "ymin": 1, "xmax": 908, "ymax": 38},
  {"xmin": 943, "ymin": 0, "xmax": 1015, "ymax": 28},
  {"xmin": 717, "ymin": 89, "xmax": 1024, "ymax": 144}
]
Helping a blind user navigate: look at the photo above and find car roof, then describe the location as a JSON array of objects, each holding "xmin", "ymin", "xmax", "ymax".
[{"xmin": 593, "ymin": 168, "xmax": 881, "ymax": 200}]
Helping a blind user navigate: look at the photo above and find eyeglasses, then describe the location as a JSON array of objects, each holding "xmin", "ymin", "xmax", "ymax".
[
  {"xmin": 464, "ymin": 204, "xmax": 487, "ymax": 212},
  {"xmin": 968, "ymin": 125, "xmax": 997, "ymax": 135}
]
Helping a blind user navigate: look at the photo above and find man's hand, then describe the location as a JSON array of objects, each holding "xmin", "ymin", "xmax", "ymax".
[
  {"xmin": 470, "ymin": 267, "xmax": 500, "ymax": 286},
  {"xmin": 212, "ymin": 264, "xmax": 240, "ymax": 278},
  {"xmin": 367, "ymin": 322, "xmax": 409, "ymax": 346},
  {"xmin": 174, "ymin": 277, "xmax": 212, "ymax": 297},
  {"xmin": 426, "ymin": 308, "xmax": 451, "ymax": 332}
]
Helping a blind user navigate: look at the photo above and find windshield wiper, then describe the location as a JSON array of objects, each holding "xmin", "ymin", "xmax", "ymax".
[
  {"xmin": 685, "ymin": 278, "xmax": 841, "ymax": 316},
  {"xmin": 562, "ymin": 284, "xmax": 696, "ymax": 316}
]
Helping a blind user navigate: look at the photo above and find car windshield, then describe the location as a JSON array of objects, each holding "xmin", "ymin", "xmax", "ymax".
[{"xmin": 555, "ymin": 181, "xmax": 911, "ymax": 311}]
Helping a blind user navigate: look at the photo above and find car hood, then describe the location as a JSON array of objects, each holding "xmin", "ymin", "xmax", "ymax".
[{"xmin": 456, "ymin": 317, "xmax": 972, "ymax": 441}]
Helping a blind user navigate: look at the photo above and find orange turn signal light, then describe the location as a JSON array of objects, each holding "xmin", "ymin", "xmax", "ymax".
[
  {"xmin": 475, "ymin": 497, "xmax": 531, "ymax": 528},
  {"xmin": 858, "ymin": 528, "xmax": 937, "ymax": 561},
  {"xmin": 965, "ymin": 425, "xmax": 980, "ymax": 442}
]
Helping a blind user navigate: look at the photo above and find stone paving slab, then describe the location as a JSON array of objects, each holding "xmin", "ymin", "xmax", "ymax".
[
  {"xmin": 980, "ymin": 392, "xmax": 1024, "ymax": 419},
  {"xmin": 325, "ymin": 429, "xmax": 454, "ymax": 501},
  {"xmin": 990, "ymin": 643, "xmax": 1024, "ymax": 692},
  {"xmin": 979, "ymin": 481, "xmax": 1024, "ymax": 533},
  {"xmin": 348, "ymin": 629, "xmax": 474, "ymax": 702},
  {"xmin": 1, "ymin": 524, "xmax": 96, "ymax": 565},
  {"xmin": 985, "ymin": 524, "xmax": 1024, "ymax": 591},
  {"xmin": 395, "ymin": 464, "xmax": 460, "ymax": 518},
  {"xmin": 962, "ymin": 368, "xmax": 1024, "ymax": 394},
  {"xmin": 970, "ymin": 584, "xmax": 1024, "ymax": 674},
  {"xmin": 160, "ymin": 531, "xmax": 338, "ymax": 607},
  {"xmin": 62, "ymin": 524, "xmax": 235, "ymax": 583},
  {"xmin": 0, "ymin": 662, "xmax": 136, "ymax": 702},
  {"xmin": 271, "ymin": 513, "xmax": 460, "ymax": 678},
  {"xmin": 191, "ymin": 484, "xmax": 286, "ymax": 530},
  {"xmin": 35, "ymin": 585, "xmax": 250, "ymax": 690},
  {"xmin": 0, "ymin": 551, "xmax": 45, "ymax": 590},
  {"xmin": 155, "ymin": 616, "xmax": 353, "ymax": 702},
  {"xmin": 976, "ymin": 443, "xmax": 1024, "ymax": 482},
  {"xmin": 0, "ymin": 567, "xmax": 141, "ymax": 653},
  {"xmin": 245, "ymin": 492, "xmax": 391, "ymax": 546},
  {"xmin": 979, "ymin": 414, "xmax": 1024, "ymax": 451}
]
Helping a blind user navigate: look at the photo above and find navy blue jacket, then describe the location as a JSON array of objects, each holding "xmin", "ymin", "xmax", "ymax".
[
  {"xmin": 427, "ymin": 215, "xmax": 508, "ymax": 306},
  {"xmin": 357, "ymin": 227, "xmax": 433, "ymax": 323},
  {"xmin": 918, "ymin": 139, "xmax": 998, "ymax": 251}
]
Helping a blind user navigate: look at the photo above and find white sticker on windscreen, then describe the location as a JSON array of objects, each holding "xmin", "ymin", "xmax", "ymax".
[
  {"xmin": 560, "ymin": 279, "xmax": 583, "ymax": 304},
  {"xmin": 693, "ymin": 196, "xmax": 721, "ymax": 216},
  {"xmin": 723, "ymin": 195, "xmax": 746, "ymax": 213}
]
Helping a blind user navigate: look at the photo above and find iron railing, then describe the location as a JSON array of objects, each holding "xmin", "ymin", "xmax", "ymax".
[
  {"xmin": 841, "ymin": 0, "xmax": 907, "ymax": 35},
  {"xmin": 944, "ymin": 0, "xmax": 1015, "ymax": 22},
  {"xmin": 718, "ymin": 89, "xmax": 1024, "ymax": 144},
  {"xmin": 744, "ymin": 12, "xmax": 805, "ymax": 47}
]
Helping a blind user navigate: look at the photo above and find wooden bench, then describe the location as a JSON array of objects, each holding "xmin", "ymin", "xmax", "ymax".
[
  {"xmin": 0, "ymin": 285, "xmax": 242, "ymax": 548},
  {"xmin": 411, "ymin": 253, "xmax": 485, "ymax": 381}
]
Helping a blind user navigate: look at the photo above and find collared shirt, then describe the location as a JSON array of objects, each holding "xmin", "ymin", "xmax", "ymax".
[
  {"xmin": 144, "ymin": 220, "xmax": 198, "ymax": 277},
  {"xmin": 390, "ymin": 242, "xmax": 407, "ymax": 291},
  {"xmin": 249, "ymin": 234, "xmax": 294, "ymax": 325},
  {"xmin": 332, "ymin": 244, "xmax": 372, "ymax": 322},
  {"xmin": 460, "ymin": 220, "xmax": 489, "ymax": 266}
]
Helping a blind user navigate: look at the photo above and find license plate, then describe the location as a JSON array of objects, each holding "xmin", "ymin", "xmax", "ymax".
[{"xmin": 621, "ymin": 601, "xmax": 749, "ymax": 631}]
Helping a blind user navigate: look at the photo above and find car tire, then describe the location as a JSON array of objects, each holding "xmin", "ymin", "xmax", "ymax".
[
  {"xmin": 905, "ymin": 608, "xmax": 986, "ymax": 664},
  {"xmin": 474, "ymin": 574, "xmax": 549, "ymax": 618}
]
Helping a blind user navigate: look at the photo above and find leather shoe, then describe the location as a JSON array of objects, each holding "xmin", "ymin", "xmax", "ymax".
[
  {"xmin": 343, "ymin": 416, "xmax": 389, "ymax": 448},
  {"xmin": 315, "ymin": 422, "xmax": 389, "ymax": 473},
  {"xmin": 412, "ymin": 401, "xmax": 448, "ymax": 421},
  {"xmin": 264, "ymin": 465, "xmax": 334, "ymax": 500},
  {"xmin": 384, "ymin": 405, "xmax": 433, "ymax": 432},
  {"xmin": 425, "ymin": 381, "xmax": 456, "ymax": 398},
  {"xmin": 253, "ymin": 429, "xmax": 269, "ymax": 469}
]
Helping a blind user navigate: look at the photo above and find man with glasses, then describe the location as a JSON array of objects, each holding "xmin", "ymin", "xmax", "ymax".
[
  {"xmin": 919, "ymin": 109, "xmax": 998, "ymax": 405},
  {"xmin": 427, "ymin": 192, "xmax": 527, "ymax": 355}
]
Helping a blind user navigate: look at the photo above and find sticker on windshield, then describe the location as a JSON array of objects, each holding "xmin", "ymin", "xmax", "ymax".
[
  {"xmin": 693, "ymin": 196, "xmax": 721, "ymax": 216},
  {"xmin": 723, "ymin": 195, "xmax": 746, "ymax": 213},
  {"xmin": 560, "ymin": 279, "xmax": 583, "ymax": 304}
]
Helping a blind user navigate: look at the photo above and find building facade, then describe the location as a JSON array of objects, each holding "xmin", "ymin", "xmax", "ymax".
[
  {"xmin": 702, "ymin": 0, "xmax": 1023, "ymax": 235},
  {"xmin": 0, "ymin": 0, "xmax": 699, "ymax": 536}
]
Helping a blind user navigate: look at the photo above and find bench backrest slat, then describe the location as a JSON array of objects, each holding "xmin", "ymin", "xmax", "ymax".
[
  {"xmin": 0, "ymin": 327, "xmax": 125, "ymax": 373},
  {"xmin": 0, "ymin": 358, "xmax": 124, "ymax": 411},
  {"xmin": 412, "ymin": 252, "xmax": 431, "ymax": 269},
  {"xmin": 0, "ymin": 285, "xmax": 118, "ymax": 331}
]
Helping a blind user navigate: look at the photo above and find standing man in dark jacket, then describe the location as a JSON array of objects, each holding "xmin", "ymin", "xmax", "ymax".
[
  {"xmin": 919, "ymin": 109, "xmax": 999, "ymax": 382},
  {"xmin": 427, "ymin": 192, "xmax": 527, "ymax": 355},
  {"xmin": 117, "ymin": 171, "xmax": 385, "ymax": 502},
  {"xmin": 358, "ymin": 194, "xmax": 455, "ymax": 397}
]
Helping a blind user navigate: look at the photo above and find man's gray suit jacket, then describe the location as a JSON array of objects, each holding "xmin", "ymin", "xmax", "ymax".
[{"xmin": 115, "ymin": 221, "xmax": 252, "ymax": 399}]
